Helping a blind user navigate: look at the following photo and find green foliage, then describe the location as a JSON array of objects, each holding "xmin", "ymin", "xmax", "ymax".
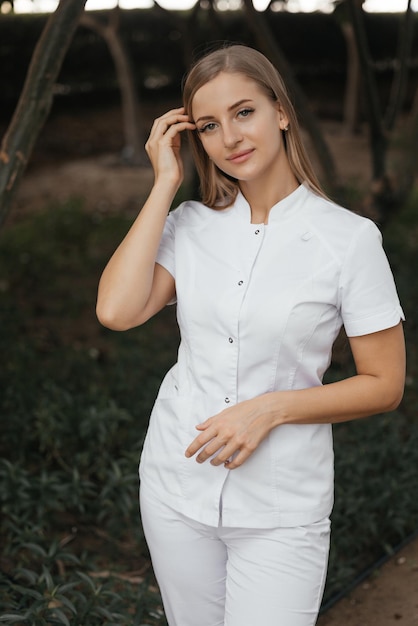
[
  {"xmin": 327, "ymin": 410, "xmax": 418, "ymax": 599},
  {"xmin": 1, "ymin": 195, "xmax": 417, "ymax": 620},
  {"xmin": 324, "ymin": 190, "xmax": 418, "ymax": 601},
  {"xmin": 0, "ymin": 199, "xmax": 175, "ymax": 625}
]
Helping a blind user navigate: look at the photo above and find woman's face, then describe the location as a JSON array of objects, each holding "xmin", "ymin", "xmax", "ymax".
[{"xmin": 191, "ymin": 72, "xmax": 290, "ymax": 185}]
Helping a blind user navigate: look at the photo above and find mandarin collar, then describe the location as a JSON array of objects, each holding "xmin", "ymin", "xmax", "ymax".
[{"xmin": 234, "ymin": 183, "xmax": 309, "ymax": 225}]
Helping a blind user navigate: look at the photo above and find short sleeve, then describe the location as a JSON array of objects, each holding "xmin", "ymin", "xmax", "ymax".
[
  {"xmin": 340, "ymin": 220, "xmax": 405, "ymax": 337},
  {"xmin": 156, "ymin": 211, "xmax": 176, "ymax": 279}
]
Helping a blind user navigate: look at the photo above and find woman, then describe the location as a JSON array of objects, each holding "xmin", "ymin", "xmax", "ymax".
[{"xmin": 96, "ymin": 44, "xmax": 405, "ymax": 626}]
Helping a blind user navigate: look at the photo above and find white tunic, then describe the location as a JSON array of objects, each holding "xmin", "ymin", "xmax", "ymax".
[{"xmin": 139, "ymin": 184, "xmax": 404, "ymax": 528}]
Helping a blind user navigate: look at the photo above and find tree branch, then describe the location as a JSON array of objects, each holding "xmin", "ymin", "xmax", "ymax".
[
  {"xmin": 80, "ymin": 9, "xmax": 146, "ymax": 165},
  {"xmin": 0, "ymin": 0, "xmax": 88, "ymax": 227}
]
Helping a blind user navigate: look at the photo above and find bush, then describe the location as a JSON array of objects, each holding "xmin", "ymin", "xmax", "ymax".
[{"xmin": 0, "ymin": 200, "xmax": 176, "ymax": 625}]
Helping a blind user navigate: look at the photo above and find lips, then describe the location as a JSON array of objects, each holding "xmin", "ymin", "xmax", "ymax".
[{"xmin": 226, "ymin": 149, "xmax": 254, "ymax": 163}]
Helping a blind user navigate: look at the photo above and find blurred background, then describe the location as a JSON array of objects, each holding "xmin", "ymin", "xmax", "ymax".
[{"xmin": 0, "ymin": 1, "xmax": 417, "ymax": 624}]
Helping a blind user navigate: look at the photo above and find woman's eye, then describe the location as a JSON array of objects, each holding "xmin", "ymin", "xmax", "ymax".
[
  {"xmin": 198, "ymin": 122, "xmax": 217, "ymax": 134},
  {"xmin": 238, "ymin": 108, "xmax": 254, "ymax": 118}
]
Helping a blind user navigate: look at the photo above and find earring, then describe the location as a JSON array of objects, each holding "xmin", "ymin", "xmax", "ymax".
[{"xmin": 283, "ymin": 125, "xmax": 289, "ymax": 132}]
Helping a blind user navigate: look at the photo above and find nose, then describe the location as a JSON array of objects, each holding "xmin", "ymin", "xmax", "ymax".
[{"xmin": 222, "ymin": 122, "xmax": 242, "ymax": 148}]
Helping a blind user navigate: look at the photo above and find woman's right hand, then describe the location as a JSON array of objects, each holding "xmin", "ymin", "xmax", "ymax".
[
  {"xmin": 145, "ymin": 107, "xmax": 196, "ymax": 191},
  {"xmin": 97, "ymin": 109, "xmax": 192, "ymax": 331}
]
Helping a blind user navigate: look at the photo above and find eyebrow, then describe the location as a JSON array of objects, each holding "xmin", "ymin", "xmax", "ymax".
[{"xmin": 194, "ymin": 99, "xmax": 254, "ymax": 124}]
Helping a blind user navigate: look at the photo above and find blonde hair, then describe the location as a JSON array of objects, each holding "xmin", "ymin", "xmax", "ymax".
[{"xmin": 182, "ymin": 44, "xmax": 326, "ymax": 209}]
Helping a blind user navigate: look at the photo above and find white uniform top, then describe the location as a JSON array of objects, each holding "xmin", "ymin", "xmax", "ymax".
[{"xmin": 139, "ymin": 183, "xmax": 404, "ymax": 528}]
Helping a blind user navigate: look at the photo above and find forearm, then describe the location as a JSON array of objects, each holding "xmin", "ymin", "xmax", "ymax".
[
  {"xmin": 262, "ymin": 372, "xmax": 404, "ymax": 429},
  {"xmin": 186, "ymin": 324, "xmax": 405, "ymax": 468},
  {"xmin": 96, "ymin": 182, "xmax": 176, "ymax": 329},
  {"xmin": 97, "ymin": 107, "xmax": 196, "ymax": 330}
]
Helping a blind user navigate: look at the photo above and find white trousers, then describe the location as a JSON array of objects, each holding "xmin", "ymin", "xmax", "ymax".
[{"xmin": 140, "ymin": 488, "xmax": 330, "ymax": 626}]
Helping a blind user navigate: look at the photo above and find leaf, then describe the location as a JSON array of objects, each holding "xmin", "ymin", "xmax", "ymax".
[
  {"xmin": 75, "ymin": 570, "xmax": 97, "ymax": 592},
  {"xmin": 55, "ymin": 581, "xmax": 78, "ymax": 594},
  {"xmin": 41, "ymin": 565, "xmax": 54, "ymax": 591},
  {"xmin": 96, "ymin": 606, "xmax": 118, "ymax": 620},
  {"xmin": 9, "ymin": 583, "xmax": 43, "ymax": 601},
  {"xmin": 58, "ymin": 553, "xmax": 80, "ymax": 565},
  {"xmin": 21, "ymin": 542, "xmax": 47, "ymax": 557},
  {"xmin": 48, "ymin": 608, "xmax": 70, "ymax": 626},
  {"xmin": 14, "ymin": 567, "xmax": 38, "ymax": 585},
  {"xmin": 54, "ymin": 594, "xmax": 77, "ymax": 615}
]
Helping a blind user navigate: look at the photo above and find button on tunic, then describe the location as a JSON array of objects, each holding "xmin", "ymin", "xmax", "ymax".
[{"xmin": 139, "ymin": 184, "xmax": 404, "ymax": 528}]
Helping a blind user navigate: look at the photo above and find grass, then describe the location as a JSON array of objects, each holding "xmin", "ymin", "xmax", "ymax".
[{"xmin": 0, "ymin": 191, "xmax": 417, "ymax": 623}]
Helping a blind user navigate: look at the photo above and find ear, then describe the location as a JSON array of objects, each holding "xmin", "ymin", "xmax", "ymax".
[{"xmin": 276, "ymin": 103, "xmax": 289, "ymax": 131}]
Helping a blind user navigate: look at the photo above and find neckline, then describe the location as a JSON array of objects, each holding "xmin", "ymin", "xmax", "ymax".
[{"xmin": 236, "ymin": 183, "xmax": 309, "ymax": 225}]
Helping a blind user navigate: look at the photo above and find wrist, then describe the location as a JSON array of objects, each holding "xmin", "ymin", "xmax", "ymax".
[
  {"xmin": 259, "ymin": 391, "xmax": 288, "ymax": 429},
  {"xmin": 153, "ymin": 173, "xmax": 182, "ymax": 194},
  {"xmin": 149, "ymin": 178, "xmax": 180, "ymax": 205}
]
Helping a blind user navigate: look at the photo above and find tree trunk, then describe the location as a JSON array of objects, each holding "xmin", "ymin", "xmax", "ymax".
[
  {"xmin": 400, "ymin": 87, "xmax": 418, "ymax": 198},
  {"xmin": 385, "ymin": 0, "xmax": 414, "ymax": 131},
  {"xmin": 0, "ymin": 0, "xmax": 88, "ymax": 228},
  {"xmin": 347, "ymin": 0, "xmax": 387, "ymax": 182},
  {"xmin": 341, "ymin": 22, "xmax": 361, "ymax": 135},
  {"xmin": 241, "ymin": 0, "xmax": 338, "ymax": 193},
  {"xmin": 80, "ymin": 9, "xmax": 147, "ymax": 166}
]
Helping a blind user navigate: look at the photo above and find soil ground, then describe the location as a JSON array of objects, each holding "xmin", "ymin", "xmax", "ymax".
[
  {"xmin": 5, "ymin": 106, "xmax": 418, "ymax": 624},
  {"xmin": 318, "ymin": 537, "xmax": 418, "ymax": 626}
]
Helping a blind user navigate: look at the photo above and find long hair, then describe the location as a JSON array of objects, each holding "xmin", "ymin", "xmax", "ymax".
[{"xmin": 182, "ymin": 44, "xmax": 326, "ymax": 209}]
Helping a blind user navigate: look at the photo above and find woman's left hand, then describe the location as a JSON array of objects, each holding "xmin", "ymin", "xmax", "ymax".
[{"xmin": 185, "ymin": 397, "xmax": 274, "ymax": 469}]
